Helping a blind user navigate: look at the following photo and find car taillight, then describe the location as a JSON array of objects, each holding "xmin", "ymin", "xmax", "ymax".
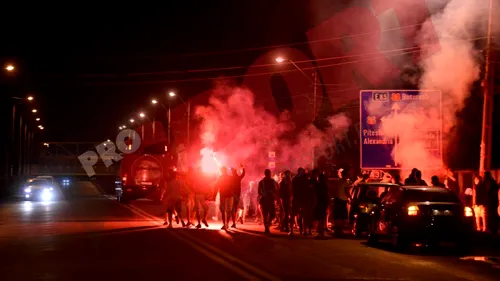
[
  {"xmin": 359, "ymin": 204, "xmax": 369, "ymax": 213},
  {"xmin": 407, "ymin": 205, "xmax": 419, "ymax": 216},
  {"xmin": 464, "ymin": 206, "xmax": 473, "ymax": 217},
  {"xmin": 122, "ymin": 175, "xmax": 127, "ymax": 185}
]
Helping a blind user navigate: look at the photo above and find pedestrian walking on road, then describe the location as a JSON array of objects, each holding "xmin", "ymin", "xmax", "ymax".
[
  {"xmin": 163, "ymin": 170, "xmax": 185, "ymax": 228},
  {"xmin": 258, "ymin": 169, "xmax": 278, "ymax": 235},
  {"xmin": 290, "ymin": 167, "xmax": 308, "ymax": 236},
  {"xmin": 304, "ymin": 169, "xmax": 319, "ymax": 236},
  {"xmin": 279, "ymin": 170, "xmax": 292, "ymax": 232},
  {"xmin": 215, "ymin": 167, "xmax": 234, "ymax": 230},
  {"xmin": 230, "ymin": 164, "xmax": 245, "ymax": 228},
  {"xmin": 314, "ymin": 172, "xmax": 329, "ymax": 238},
  {"xmin": 193, "ymin": 166, "xmax": 211, "ymax": 228}
]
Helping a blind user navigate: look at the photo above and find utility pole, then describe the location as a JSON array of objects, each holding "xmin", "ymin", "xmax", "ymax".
[
  {"xmin": 168, "ymin": 105, "xmax": 171, "ymax": 144},
  {"xmin": 312, "ymin": 72, "xmax": 317, "ymax": 169},
  {"xmin": 187, "ymin": 100, "xmax": 190, "ymax": 147},
  {"xmin": 479, "ymin": 0, "xmax": 494, "ymax": 175}
]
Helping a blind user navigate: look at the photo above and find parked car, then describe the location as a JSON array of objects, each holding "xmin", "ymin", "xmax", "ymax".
[
  {"xmin": 367, "ymin": 186, "xmax": 474, "ymax": 251},
  {"xmin": 349, "ymin": 182, "xmax": 399, "ymax": 236}
]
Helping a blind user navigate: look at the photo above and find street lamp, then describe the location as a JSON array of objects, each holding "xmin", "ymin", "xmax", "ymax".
[
  {"xmin": 151, "ymin": 99, "xmax": 158, "ymax": 104},
  {"xmin": 275, "ymin": 57, "xmax": 285, "ymax": 63},
  {"xmin": 275, "ymin": 55, "xmax": 318, "ymax": 168},
  {"xmin": 32, "ymin": 109, "xmax": 37, "ymax": 113},
  {"xmin": 35, "ymin": 118, "xmax": 40, "ymax": 121},
  {"xmin": 119, "ymin": 126, "xmax": 123, "ymax": 130},
  {"xmin": 168, "ymin": 92, "xmax": 191, "ymax": 147},
  {"xmin": 129, "ymin": 118, "xmax": 135, "ymax": 123},
  {"xmin": 139, "ymin": 112, "xmax": 146, "ymax": 118},
  {"xmin": 5, "ymin": 64, "xmax": 15, "ymax": 72},
  {"xmin": 27, "ymin": 96, "xmax": 34, "ymax": 101}
]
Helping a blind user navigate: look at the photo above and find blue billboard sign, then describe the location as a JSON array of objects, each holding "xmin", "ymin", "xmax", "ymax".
[{"xmin": 360, "ymin": 90, "xmax": 442, "ymax": 169}]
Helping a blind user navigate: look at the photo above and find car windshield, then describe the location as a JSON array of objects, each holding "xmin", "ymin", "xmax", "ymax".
[
  {"xmin": 404, "ymin": 190, "xmax": 460, "ymax": 203},
  {"xmin": 30, "ymin": 179, "xmax": 49, "ymax": 186}
]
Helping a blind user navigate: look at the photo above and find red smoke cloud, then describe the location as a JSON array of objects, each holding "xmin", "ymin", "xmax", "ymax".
[{"xmin": 194, "ymin": 84, "xmax": 350, "ymax": 177}]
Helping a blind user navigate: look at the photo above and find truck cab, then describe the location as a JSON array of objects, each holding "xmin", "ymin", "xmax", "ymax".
[{"xmin": 116, "ymin": 141, "xmax": 177, "ymax": 204}]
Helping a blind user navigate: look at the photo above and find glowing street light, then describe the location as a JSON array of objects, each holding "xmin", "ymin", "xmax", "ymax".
[
  {"xmin": 151, "ymin": 99, "xmax": 158, "ymax": 104},
  {"xmin": 119, "ymin": 126, "xmax": 123, "ymax": 130},
  {"xmin": 5, "ymin": 64, "xmax": 15, "ymax": 72},
  {"xmin": 121, "ymin": 125, "xmax": 126, "ymax": 128},
  {"xmin": 36, "ymin": 118, "xmax": 40, "ymax": 121},
  {"xmin": 107, "ymin": 139, "xmax": 111, "ymax": 142},
  {"xmin": 32, "ymin": 109, "xmax": 37, "ymax": 113},
  {"xmin": 129, "ymin": 118, "xmax": 135, "ymax": 123},
  {"xmin": 275, "ymin": 57, "xmax": 285, "ymax": 63},
  {"xmin": 169, "ymin": 91, "xmax": 176, "ymax": 97},
  {"xmin": 139, "ymin": 112, "xmax": 146, "ymax": 118},
  {"xmin": 27, "ymin": 96, "xmax": 34, "ymax": 101}
]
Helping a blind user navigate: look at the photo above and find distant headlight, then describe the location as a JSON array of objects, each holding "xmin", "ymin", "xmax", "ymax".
[{"xmin": 24, "ymin": 188, "xmax": 31, "ymax": 193}]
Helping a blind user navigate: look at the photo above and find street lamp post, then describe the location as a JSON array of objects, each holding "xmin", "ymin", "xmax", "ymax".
[
  {"xmin": 168, "ymin": 91, "xmax": 191, "ymax": 147},
  {"xmin": 275, "ymin": 56, "xmax": 318, "ymax": 168}
]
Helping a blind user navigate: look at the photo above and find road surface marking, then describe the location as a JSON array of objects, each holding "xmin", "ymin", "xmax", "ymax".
[
  {"xmin": 181, "ymin": 231, "xmax": 282, "ymax": 281},
  {"xmin": 167, "ymin": 230, "xmax": 262, "ymax": 281},
  {"xmin": 117, "ymin": 201, "xmax": 281, "ymax": 281}
]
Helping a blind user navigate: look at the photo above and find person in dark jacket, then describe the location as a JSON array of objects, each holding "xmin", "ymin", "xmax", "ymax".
[
  {"xmin": 314, "ymin": 173, "xmax": 330, "ymax": 238},
  {"xmin": 303, "ymin": 169, "xmax": 319, "ymax": 236},
  {"xmin": 230, "ymin": 165, "xmax": 245, "ymax": 228},
  {"xmin": 415, "ymin": 170, "xmax": 428, "ymax": 186},
  {"xmin": 484, "ymin": 171, "xmax": 499, "ymax": 235},
  {"xmin": 404, "ymin": 168, "xmax": 418, "ymax": 185},
  {"xmin": 258, "ymin": 169, "xmax": 278, "ymax": 234},
  {"xmin": 290, "ymin": 167, "xmax": 308, "ymax": 236},
  {"xmin": 279, "ymin": 170, "xmax": 292, "ymax": 232},
  {"xmin": 431, "ymin": 175, "xmax": 445, "ymax": 188}
]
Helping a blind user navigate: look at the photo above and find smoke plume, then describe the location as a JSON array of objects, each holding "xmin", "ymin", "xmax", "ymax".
[
  {"xmin": 194, "ymin": 85, "xmax": 350, "ymax": 177},
  {"xmin": 372, "ymin": 0, "xmax": 492, "ymax": 172}
]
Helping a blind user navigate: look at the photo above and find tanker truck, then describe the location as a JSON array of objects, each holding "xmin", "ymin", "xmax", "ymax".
[{"xmin": 115, "ymin": 141, "xmax": 177, "ymax": 204}]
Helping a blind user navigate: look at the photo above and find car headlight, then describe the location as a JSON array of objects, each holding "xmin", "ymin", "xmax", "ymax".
[
  {"xmin": 43, "ymin": 188, "xmax": 51, "ymax": 193},
  {"xmin": 41, "ymin": 189, "xmax": 53, "ymax": 201},
  {"xmin": 24, "ymin": 188, "xmax": 31, "ymax": 193}
]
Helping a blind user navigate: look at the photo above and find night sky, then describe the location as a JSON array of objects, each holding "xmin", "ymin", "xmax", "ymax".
[{"xmin": 0, "ymin": 1, "xmax": 498, "ymax": 169}]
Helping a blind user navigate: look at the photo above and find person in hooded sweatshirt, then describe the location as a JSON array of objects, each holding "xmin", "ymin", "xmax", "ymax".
[
  {"xmin": 290, "ymin": 167, "xmax": 309, "ymax": 236},
  {"xmin": 258, "ymin": 169, "xmax": 278, "ymax": 234},
  {"xmin": 314, "ymin": 172, "xmax": 330, "ymax": 238}
]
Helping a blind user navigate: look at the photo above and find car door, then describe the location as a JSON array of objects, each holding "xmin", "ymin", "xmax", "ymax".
[{"xmin": 377, "ymin": 188, "xmax": 401, "ymax": 235}]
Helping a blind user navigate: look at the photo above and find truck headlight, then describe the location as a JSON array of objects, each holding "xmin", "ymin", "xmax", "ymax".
[{"xmin": 24, "ymin": 188, "xmax": 31, "ymax": 193}]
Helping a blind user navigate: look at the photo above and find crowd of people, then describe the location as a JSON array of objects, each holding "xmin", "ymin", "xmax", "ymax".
[{"xmin": 160, "ymin": 165, "xmax": 500, "ymax": 237}]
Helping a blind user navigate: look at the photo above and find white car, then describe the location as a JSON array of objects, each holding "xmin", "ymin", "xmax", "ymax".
[{"xmin": 24, "ymin": 178, "xmax": 55, "ymax": 201}]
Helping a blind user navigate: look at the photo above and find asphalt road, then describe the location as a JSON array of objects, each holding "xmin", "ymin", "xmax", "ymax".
[{"xmin": 1, "ymin": 181, "xmax": 499, "ymax": 281}]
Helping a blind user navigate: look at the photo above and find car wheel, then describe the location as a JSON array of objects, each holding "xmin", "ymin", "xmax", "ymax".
[{"xmin": 391, "ymin": 225, "xmax": 408, "ymax": 251}]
